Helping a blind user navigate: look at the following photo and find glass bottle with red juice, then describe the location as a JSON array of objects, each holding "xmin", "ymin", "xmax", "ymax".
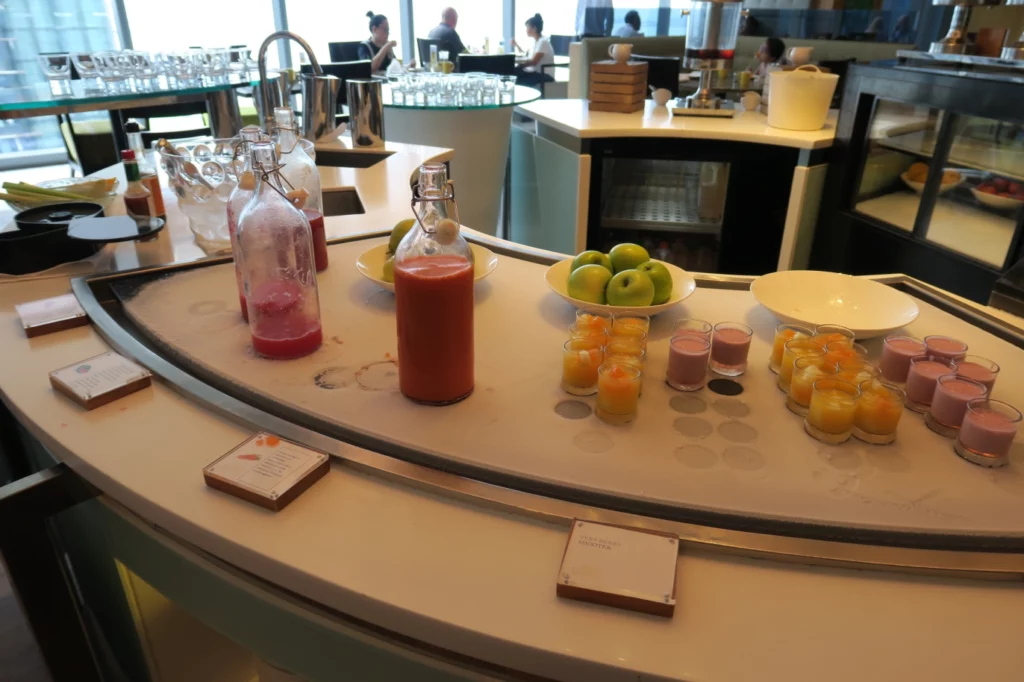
[
  {"xmin": 273, "ymin": 106, "xmax": 328, "ymax": 272},
  {"xmin": 236, "ymin": 140, "xmax": 323, "ymax": 359},
  {"xmin": 393, "ymin": 163, "xmax": 475, "ymax": 404},
  {"xmin": 227, "ymin": 125, "xmax": 265, "ymax": 321}
]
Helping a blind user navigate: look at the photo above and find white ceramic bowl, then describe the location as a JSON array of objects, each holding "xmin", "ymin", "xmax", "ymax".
[
  {"xmin": 544, "ymin": 258, "xmax": 696, "ymax": 316},
  {"xmin": 750, "ymin": 270, "xmax": 919, "ymax": 338},
  {"xmin": 900, "ymin": 171, "xmax": 963, "ymax": 195},
  {"xmin": 970, "ymin": 187, "xmax": 1024, "ymax": 211},
  {"xmin": 356, "ymin": 242, "xmax": 498, "ymax": 293}
]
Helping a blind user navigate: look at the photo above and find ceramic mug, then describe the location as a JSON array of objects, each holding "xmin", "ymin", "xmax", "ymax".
[
  {"xmin": 741, "ymin": 91, "xmax": 762, "ymax": 111},
  {"xmin": 608, "ymin": 43, "xmax": 632, "ymax": 63},
  {"xmin": 788, "ymin": 46, "xmax": 814, "ymax": 66},
  {"xmin": 651, "ymin": 88, "xmax": 672, "ymax": 106}
]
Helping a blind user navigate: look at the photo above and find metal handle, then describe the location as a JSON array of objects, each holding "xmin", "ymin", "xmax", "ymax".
[{"xmin": 256, "ymin": 31, "xmax": 323, "ymax": 132}]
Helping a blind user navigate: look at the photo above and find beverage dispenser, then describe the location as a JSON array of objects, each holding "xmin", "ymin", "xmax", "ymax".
[{"xmin": 676, "ymin": 0, "xmax": 743, "ymax": 117}]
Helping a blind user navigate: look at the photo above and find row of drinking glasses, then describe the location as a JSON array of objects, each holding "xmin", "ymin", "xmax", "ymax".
[
  {"xmin": 39, "ymin": 48, "xmax": 255, "ymax": 95},
  {"xmin": 389, "ymin": 72, "xmax": 517, "ymax": 107}
]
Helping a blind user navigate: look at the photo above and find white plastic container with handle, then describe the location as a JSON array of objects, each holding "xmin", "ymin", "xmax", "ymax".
[{"xmin": 767, "ymin": 65, "xmax": 839, "ymax": 131}]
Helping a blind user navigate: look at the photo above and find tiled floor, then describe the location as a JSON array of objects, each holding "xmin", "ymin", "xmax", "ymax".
[{"xmin": 0, "ymin": 562, "xmax": 52, "ymax": 682}]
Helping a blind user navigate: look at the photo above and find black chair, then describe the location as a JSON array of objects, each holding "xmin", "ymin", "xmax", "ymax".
[
  {"xmin": 457, "ymin": 54, "xmax": 515, "ymax": 75},
  {"xmin": 549, "ymin": 35, "xmax": 573, "ymax": 57},
  {"xmin": 417, "ymin": 38, "xmax": 444, "ymax": 65},
  {"xmin": 329, "ymin": 41, "xmax": 363, "ymax": 63},
  {"xmin": 300, "ymin": 61, "xmax": 372, "ymax": 107},
  {"xmin": 818, "ymin": 59, "xmax": 855, "ymax": 107},
  {"xmin": 632, "ymin": 54, "xmax": 680, "ymax": 98}
]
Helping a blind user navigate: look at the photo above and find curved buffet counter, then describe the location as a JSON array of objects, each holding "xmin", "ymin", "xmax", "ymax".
[{"xmin": 3, "ymin": 137, "xmax": 1024, "ymax": 682}]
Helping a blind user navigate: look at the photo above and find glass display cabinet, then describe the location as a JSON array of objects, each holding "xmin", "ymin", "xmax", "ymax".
[{"xmin": 813, "ymin": 63, "xmax": 1024, "ymax": 305}]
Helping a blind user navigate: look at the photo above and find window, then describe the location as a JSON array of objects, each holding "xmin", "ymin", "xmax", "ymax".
[
  {"xmin": 286, "ymin": 1, "xmax": 405, "ymax": 66},
  {"xmin": 0, "ymin": 0, "xmax": 120, "ymax": 164},
  {"xmin": 123, "ymin": 0, "xmax": 277, "ymax": 64},
  {"xmin": 514, "ymin": 4, "xmax": 577, "ymax": 43},
  {"xmin": 413, "ymin": 0, "xmax": 502, "ymax": 55}
]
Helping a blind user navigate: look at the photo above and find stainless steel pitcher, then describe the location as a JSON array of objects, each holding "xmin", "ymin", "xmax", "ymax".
[
  {"xmin": 256, "ymin": 31, "xmax": 339, "ymax": 141},
  {"xmin": 347, "ymin": 79, "xmax": 385, "ymax": 148}
]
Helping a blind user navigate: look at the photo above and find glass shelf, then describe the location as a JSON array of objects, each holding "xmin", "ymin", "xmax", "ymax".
[
  {"xmin": 877, "ymin": 128, "xmax": 1024, "ymax": 184},
  {"xmin": 0, "ymin": 76, "xmax": 252, "ymax": 117}
]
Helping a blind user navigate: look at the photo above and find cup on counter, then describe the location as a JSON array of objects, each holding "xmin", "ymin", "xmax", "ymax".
[
  {"xmin": 562, "ymin": 338, "xmax": 604, "ymax": 396},
  {"xmin": 710, "ymin": 322, "xmax": 752, "ymax": 376},
  {"xmin": 812, "ymin": 324, "xmax": 856, "ymax": 349},
  {"xmin": 607, "ymin": 43, "xmax": 633, "ymax": 63},
  {"xmin": 787, "ymin": 356, "xmax": 837, "ymax": 417},
  {"xmin": 778, "ymin": 338, "xmax": 825, "ymax": 394},
  {"xmin": 576, "ymin": 309, "xmax": 613, "ymax": 334},
  {"xmin": 741, "ymin": 91, "xmax": 761, "ymax": 111},
  {"xmin": 612, "ymin": 314, "xmax": 650, "ymax": 336},
  {"xmin": 667, "ymin": 336, "xmax": 711, "ymax": 392},
  {"xmin": 905, "ymin": 355, "xmax": 957, "ymax": 413},
  {"xmin": 674, "ymin": 318, "xmax": 713, "ymax": 342},
  {"xmin": 879, "ymin": 335, "xmax": 926, "ymax": 383},
  {"xmin": 737, "ymin": 71, "xmax": 752, "ymax": 89},
  {"xmin": 651, "ymin": 88, "xmax": 673, "ymax": 107},
  {"xmin": 596, "ymin": 362, "xmax": 642, "ymax": 425},
  {"xmin": 924, "ymin": 335, "xmax": 968, "ymax": 363},
  {"xmin": 854, "ymin": 380, "xmax": 906, "ymax": 445},
  {"xmin": 769, "ymin": 323, "xmax": 813, "ymax": 374},
  {"xmin": 955, "ymin": 355, "xmax": 1000, "ymax": 394},
  {"xmin": 955, "ymin": 399, "xmax": 1021, "ymax": 467},
  {"xmin": 926, "ymin": 374, "xmax": 988, "ymax": 438},
  {"xmin": 805, "ymin": 378, "xmax": 861, "ymax": 444}
]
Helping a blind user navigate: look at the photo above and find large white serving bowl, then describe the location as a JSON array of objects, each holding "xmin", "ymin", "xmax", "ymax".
[
  {"xmin": 356, "ymin": 243, "xmax": 498, "ymax": 293},
  {"xmin": 971, "ymin": 187, "xmax": 1024, "ymax": 211},
  {"xmin": 544, "ymin": 258, "xmax": 697, "ymax": 315},
  {"xmin": 750, "ymin": 270, "xmax": 919, "ymax": 338}
]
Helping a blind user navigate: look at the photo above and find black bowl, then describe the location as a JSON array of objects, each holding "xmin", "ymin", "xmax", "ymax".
[{"xmin": 1, "ymin": 202, "xmax": 105, "ymax": 275}]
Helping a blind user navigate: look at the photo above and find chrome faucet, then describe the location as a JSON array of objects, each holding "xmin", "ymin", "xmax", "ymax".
[{"xmin": 256, "ymin": 31, "xmax": 323, "ymax": 133}]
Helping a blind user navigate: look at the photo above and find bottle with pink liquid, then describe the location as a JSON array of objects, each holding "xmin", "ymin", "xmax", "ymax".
[{"xmin": 236, "ymin": 141, "xmax": 323, "ymax": 359}]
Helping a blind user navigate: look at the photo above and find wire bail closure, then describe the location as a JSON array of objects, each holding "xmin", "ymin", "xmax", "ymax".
[
  {"xmin": 254, "ymin": 161, "xmax": 298, "ymax": 203},
  {"xmin": 410, "ymin": 180, "xmax": 461, "ymax": 234},
  {"xmin": 272, "ymin": 123, "xmax": 301, "ymax": 155}
]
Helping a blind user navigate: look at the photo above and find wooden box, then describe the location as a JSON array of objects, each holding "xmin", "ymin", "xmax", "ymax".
[{"xmin": 589, "ymin": 60, "xmax": 648, "ymax": 114}]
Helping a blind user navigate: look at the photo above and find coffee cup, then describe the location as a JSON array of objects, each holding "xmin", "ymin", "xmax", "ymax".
[
  {"xmin": 737, "ymin": 71, "xmax": 752, "ymax": 89},
  {"xmin": 608, "ymin": 43, "xmax": 633, "ymax": 63},
  {"xmin": 741, "ymin": 91, "xmax": 762, "ymax": 111}
]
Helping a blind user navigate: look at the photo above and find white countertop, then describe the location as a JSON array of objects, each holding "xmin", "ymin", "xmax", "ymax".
[
  {"xmin": 515, "ymin": 99, "xmax": 837, "ymax": 149},
  {"xmin": 2, "ymin": 137, "xmax": 1024, "ymax": 681}
]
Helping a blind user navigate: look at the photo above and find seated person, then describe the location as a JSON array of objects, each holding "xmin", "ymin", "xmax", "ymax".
[
  {"xmin": 512, "ymin": 14, "xmax": 555, "ymax": 89},
  {"xmin": 427, "ymin": 6, "xmax": 467, "ymax": 56},
  {"xmin": 750, "ymin": 37, "xmax": 789, "ymax": 79},
  {"xmin": 359, "ymin": 11, "xmax": 396, "ymax": 74},
  {"xmin": 613, "ymin": 10, "xmax": 643, "ymax": 38}
]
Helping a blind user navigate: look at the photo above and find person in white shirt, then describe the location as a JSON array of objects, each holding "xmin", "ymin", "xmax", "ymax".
[
  {"xmin": 512, "ymin": 14, "xmax": 555, "ymax": 89},
  {"xmin": 613, "ymin": 10, "xmax": 642, "ymax": 38}
]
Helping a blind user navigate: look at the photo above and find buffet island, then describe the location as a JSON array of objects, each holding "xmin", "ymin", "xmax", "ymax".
[{"xmin": 4, "ymin": 132, "xmax": 1024, "ymax": 682}]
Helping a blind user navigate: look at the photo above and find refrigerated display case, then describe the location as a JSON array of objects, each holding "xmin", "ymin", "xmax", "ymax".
[{"xmin": 813, "ymin": 63, "xmax": 1024, "ymax": 305}]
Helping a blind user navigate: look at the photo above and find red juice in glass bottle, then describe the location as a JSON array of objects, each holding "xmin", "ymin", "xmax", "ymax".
[
  {"xmin": 236, "ymin": 140, "xmax": 323, "ymax": 360},
  {"xmin": 394, "ymin": 163, "xmax": 474, "ymax": 404},
  {"xmin": 274, "ymin": 107, "xmax": 328, "ymax": 272}
]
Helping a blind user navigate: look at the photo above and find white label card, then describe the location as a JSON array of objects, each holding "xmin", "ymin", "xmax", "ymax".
[
  {"xmin": 16, "ymin": 294, "xmax": 86, "ymax": 330},
  {"xmin": 50, "ymin": 351, "xmax": 151, "ymax": 401},
  {"xmin": 204, "ymin": 434, "xmax": 329, "ymax": 502},
  {"xmin": 560, "ymin": 520, "xmax": 678, "ymax": 606}
]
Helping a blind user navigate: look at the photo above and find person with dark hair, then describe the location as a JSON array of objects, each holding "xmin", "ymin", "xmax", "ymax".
[
  {"xmin": 751, "ymin": 36, "xmax": 789, "ymax": 78},
  {"xmin": 613, "ymin": 10, "xmax": 642, "ymax": 38},
  {"xmin": 358, "ymin": 11, "xmax": 397, "ymax": 74},
  {"xmin": 427, "ymin": 7, "xmax": 467, "ymax": 57},
  {"xmin": 512, "ymin": 14, "xmax": 554, "ymax": 89}
]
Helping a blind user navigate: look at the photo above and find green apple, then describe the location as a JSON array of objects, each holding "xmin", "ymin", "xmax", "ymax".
[
  {"xmin": 637, "ymin": 260, "xmax": 672, "ymax": 305},
  {"xmin": 382, "ymin": 255, "xmax": 395, "ymax": 283},
  {"xmin": 571, "ymin": 250, "xmax": 613, "ymax": 274},
  {"xmin": 609, "ymin": 243, "xmax": 650, "ymax": 273},
  {"xmin": 388, "ymin": 218, "xmax": 416, "ymax": 254},
  {"xmin": 568, "ymin": 264, "xmax": 614, "ymax": 305},
  {"xmin": 606, "ymin": 269, "xmax": 655, "ymax": 307}
]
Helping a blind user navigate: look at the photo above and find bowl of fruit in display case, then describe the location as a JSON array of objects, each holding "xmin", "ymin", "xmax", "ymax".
[
  {"xmin": 971, "ymin": 176, "xmax": 1024, "ymax": 211},
  {"xmin": 356, "ymin": 219, "xmax": 499, "ymax": 293},
  {"xmin": 545, "ymin": 243, "xmax": 697, "ymax": 315},
  {"xmin": 899, "ymin": 162, "xmax": 963, "ymax": 194}
]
